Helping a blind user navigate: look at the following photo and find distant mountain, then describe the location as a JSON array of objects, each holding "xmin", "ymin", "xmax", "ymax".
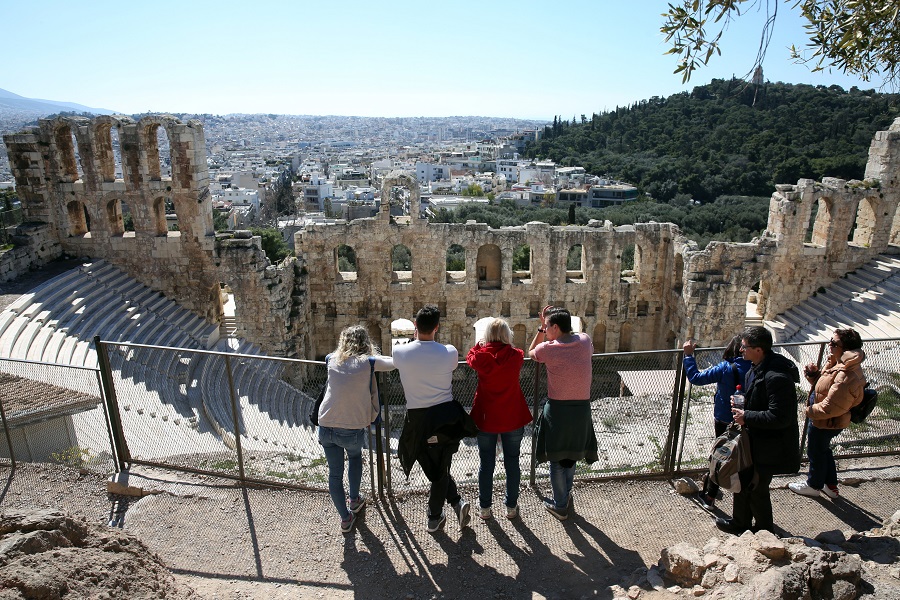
[{"xmin": 0, "ymin": 87, "xmax": 115, "ymax": 116}]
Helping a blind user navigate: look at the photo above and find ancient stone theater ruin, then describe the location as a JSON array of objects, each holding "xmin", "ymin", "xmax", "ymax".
[{"xmin": 3, "ymin": 115, "xmax": 900, "ymax": 359}]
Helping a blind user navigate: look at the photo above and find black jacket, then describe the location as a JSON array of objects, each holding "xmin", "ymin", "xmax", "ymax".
[
  {"xmin": 398, "ymin": 400, "xmax": 478, "ymax": 480},
  {"xmin": 743, "ymin": 351, "xmax": 801, "ymax": 475}
]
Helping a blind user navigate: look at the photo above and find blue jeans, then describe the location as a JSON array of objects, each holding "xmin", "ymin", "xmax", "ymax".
[
  {"xmin": 806, "ymin": 424, "xmax": 841, "ymax": 490},
  {"xmin": 476, "ymin": 429, "xmax": 525, "ymax": 509},
  {"xmin": 318, "ymin": 426, "xmax": 365, "ymax": 520},
  {"xmin": 549, "ymin": 460, "xmax": 575, "ymax": 509}
]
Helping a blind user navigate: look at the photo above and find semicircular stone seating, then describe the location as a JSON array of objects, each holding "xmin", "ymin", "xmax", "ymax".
[{"xmin": 0, "ymin": 260, "xmax": 317, "ymax": 461}]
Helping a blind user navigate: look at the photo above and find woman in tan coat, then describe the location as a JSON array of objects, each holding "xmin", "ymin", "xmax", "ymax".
[{"xmin": 789, "ymin": 328, "xmax": 865, "ymax": 500}]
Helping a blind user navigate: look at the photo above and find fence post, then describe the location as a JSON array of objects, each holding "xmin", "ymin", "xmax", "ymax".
[
  {"xmin": 529, "ymin": 361, "xmax": 544, "ymax": 487},
  {"xmin": 0, "ymin": 385, "xmax": 16, "ymax": 469},
  {"xmin": 663, "ymin": 349, "xmax": 686, "ymax": 475},
  {"xmin": 94, "ymin": 336, "xmax": 130, "ymax": 471},
  {"xmin": 223, "ymin": 355, "xmax": 246, "ymax": 484},
  {"xmin": 373, "ymin": 371, "xmax": 386, "ymax": 499}
]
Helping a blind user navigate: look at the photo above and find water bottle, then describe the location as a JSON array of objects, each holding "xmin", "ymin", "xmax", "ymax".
[{"xmin": 731, "ymin": 385, "xmax": 745, "ymax": 410}]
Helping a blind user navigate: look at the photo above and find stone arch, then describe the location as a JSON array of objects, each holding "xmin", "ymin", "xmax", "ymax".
[
  {"xmin": 139, "ymin": 117, "xmax": 175, "ymax": 182},
  {"xmin": 747, "ymin": 279, "xmax": 762, "ymax": 319},
  {"xmin": 619, "ymin": 323, "xmax": 633, "ymax": 352},
  {"xmin": 391, "ymin": 244, "xmax": 412, "ymax": 283},
  {"xmin": 336, "ymin": 244, "xmax": 358, "ymax": 282},
  {"xmin": 152, "ymin": 197, "xmax": 169, "ymax": 236},
  {"xmin": 608, "ymin": 300, "xmax": 618, "ymax": 317},
  {"xmin": 106, "ymin": 198, "xmax": 125, "ymax": 235},
  {"xmin": 380, "ymin": 170, "xmax": 420, "ymax": 221},
  {"xmin": 512, "ymin": 243, "xmax": 531, "ymax": 283},
  {"xmin": 673, "ymin": 253, "xmax": 684, "ymax": 294},
  {"xmin": 92, "ymin": 117, "xmax": 124, "ymax": 183},
  {"xmin": 476, "ymin": 244, "xmax": 502, "ymax": 290},
  {"xmin": 566, "ymin": 244, "xmax": 585, "ymax": 282},
  {"xmin": 513, "ymin": 324, "xmax": 527, "ymax": 349},
  {"xmin": 806, "ymin": 197, "xmax": 833, "ymax": 246},
  {"xmin": 368, "ymin": 323, "xmax": 383, "ymax": 353},
  {"xmin": 451, "ymin": 324, "xmax": 464, "ymax": 354},
  {"xmin": 620, "ymin": 243, "xmax": 636, "ymax": 281},
  {"xmin": 851, "ymin": 196, "xmax": 878, "ymax": 246},
  {"xmin": 446, "ymin": 244, "xmax": 466, "ymax": 283},
  {"xmin": 66, "ymin": 200, "xmax": 89, "ymax": 236},
  {"xmin": 52, "ymin": 122, "xmax": 80, "ymax": 182},
  {"xmin": 592, "ymin": 322, "xmax": 607, "ymax": 353}
]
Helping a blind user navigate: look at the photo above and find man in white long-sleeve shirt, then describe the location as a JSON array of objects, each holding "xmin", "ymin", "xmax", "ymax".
[{"xmin": 394, "ymin": 305, "xmax": 472, "ymax": 533}]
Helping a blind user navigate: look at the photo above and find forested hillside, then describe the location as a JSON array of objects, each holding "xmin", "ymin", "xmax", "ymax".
[{"xmin": 526, "ymin": 79, "xmax": 900, "ymax": 202}]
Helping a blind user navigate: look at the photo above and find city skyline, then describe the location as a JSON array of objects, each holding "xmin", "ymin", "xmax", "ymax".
[{"xmin": 3, "ymin": 1, "xmax": 890, "ymax": 120}]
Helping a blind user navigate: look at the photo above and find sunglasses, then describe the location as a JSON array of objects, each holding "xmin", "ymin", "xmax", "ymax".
[
  {"xmin": 739, "ymin": 344, "xmax": 757, "ymax": 351},
  {"xmin": 828, "ymin": 340, "xmax": 841, "ymax": 347}
]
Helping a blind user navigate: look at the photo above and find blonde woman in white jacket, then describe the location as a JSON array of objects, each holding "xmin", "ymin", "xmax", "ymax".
[{"xmin": 318, "ymin": 326, "xmax": 394, "ymax": 533}]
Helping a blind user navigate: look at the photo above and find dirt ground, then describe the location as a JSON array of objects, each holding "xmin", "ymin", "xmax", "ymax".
[{"xmin": 1, "ymin": 456, "xmax": 898, "ymax": 599}]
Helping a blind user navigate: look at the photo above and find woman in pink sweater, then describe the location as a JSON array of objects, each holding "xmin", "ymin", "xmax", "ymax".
[{"xmin": 467, "ymin": 318, "xmax": 533, "ymax": 520}]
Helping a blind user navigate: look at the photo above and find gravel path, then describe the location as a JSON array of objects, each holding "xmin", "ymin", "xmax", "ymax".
[{"xmin": 1, "ymin": 457, "xmax": 898, "ymax": 599}]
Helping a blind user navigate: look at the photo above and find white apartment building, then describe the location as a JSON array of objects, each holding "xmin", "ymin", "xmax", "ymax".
[{"xmin": 416, "ymin": 162, "xmax": 452, "ymax": 183}]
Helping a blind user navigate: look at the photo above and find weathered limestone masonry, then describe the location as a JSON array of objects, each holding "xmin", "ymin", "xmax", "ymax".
[
  {"xmin": 299, "ymin": 170, "xmax": 682, "ymax": 358},
  {"xmin": 3, "ymin": 115, "xmax": 221, "ymax": 323},
  {"xmin": 4, "ymin": 116, "xmax": 900, "ymax": 358}
]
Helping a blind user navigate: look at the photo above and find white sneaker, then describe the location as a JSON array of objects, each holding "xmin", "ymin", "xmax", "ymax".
[
  {"xmin": 506, "ymin": 505, "xmax": 519, "ymax": 520},
  {"xmin": 822, "ymin": 484, "xmax": 840, "ymax": 499},
  {"xmin": 788, "ymin": 481, "xmax": 821, "ymax": 498},
  {"xmin": 479, "ymin": 507, "xmax": 492, "ymax": 520}
]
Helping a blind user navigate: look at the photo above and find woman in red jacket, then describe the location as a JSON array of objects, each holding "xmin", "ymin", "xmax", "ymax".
[{"xmin": 467, "ymin": 318, "xmax": 533, "ymax": 520}]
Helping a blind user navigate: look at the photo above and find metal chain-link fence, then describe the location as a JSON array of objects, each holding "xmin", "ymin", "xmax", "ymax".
[{"xmin": 1, "ymin": 338, "xmax": 898, "ymax": 497}]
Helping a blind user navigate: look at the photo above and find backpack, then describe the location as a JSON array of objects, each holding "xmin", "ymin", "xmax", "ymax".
[
  {"xmin": 850, "ymin": 385, "xmax": 878, "ymax": 424},
  {"xmin": 708, "ymin": 422, "xmax": 757, "ymax": 493}
]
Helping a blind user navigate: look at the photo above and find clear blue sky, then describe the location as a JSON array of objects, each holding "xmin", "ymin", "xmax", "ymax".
[{"xmin": 3, "ymin": 0, "xmax": 887, "ymax": 119}]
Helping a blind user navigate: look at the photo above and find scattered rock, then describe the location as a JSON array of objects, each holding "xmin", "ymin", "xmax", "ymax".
[
  {"xmin": 0, "ymin": 508, "xmax": 198, "ymax": 599},
  {"xmin": 816, "ymin": 529, "xmax": 847, "ymax": 545},
  {"xmin": 723, "ymin": 562, "xmax": 740, "ymax": 583},
  {"xmin": 673, "ymin": 477, "xmax": 699, "ymax": 494},
  {"xmin": 660, "ymin": 542, "xmax": 707, "ymax": 585}
]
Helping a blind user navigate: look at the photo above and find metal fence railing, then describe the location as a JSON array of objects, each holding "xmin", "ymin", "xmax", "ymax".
[{"xmin": 1, "ymin": 337, "xmax": 898, "ymax": 498}]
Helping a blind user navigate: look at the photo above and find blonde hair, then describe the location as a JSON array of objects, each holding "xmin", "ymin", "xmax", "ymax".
[
  {"xmin": 333, "ymin": 325, "xmax": 378, "ymax": 364},
  {"xmin": 482, "ymin": 318, "xmax": 513, "ymax": 346}
]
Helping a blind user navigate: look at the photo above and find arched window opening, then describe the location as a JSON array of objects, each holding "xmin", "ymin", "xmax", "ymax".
[
  {"xmin": 144, "ymin": 124, "xmax": 171, "ymax": 181},
  {"xmin": 388, "ymin": 186, "xmax": 408, "ymax": 221},
  {"xmin": 806, "ymin": 197, "xmax": 832, "ymax": 247},
  {"xmin": 620, "ymin": 244, "xmax": 636, "ymax": 282},
  {"xmin": 512, "ymin": 243, "xmax": 532, "ymax": 284},
  {"xmin": 566, "ymin": 244, "xmax": 585, "ymax": 283},
  {"xmin": 586, "ymin": 300, "xmax": 596, "ymax": 316},
  {"xmin": 70, "ymin": 130, "xmax": 85, "ymax": 180},
  {"xmin": 446, "ymin": 244, "xmax": 466, "ymax": 283},
  {"xmin": 592, "ymin": 322, "xmax": 607, "ymax": 353},
  {"xmin": 608, "ymin": 300, "xmax": 618, "ymax": 317},
  {"xmin": 747, "ymin": 280, "xmax": 762, "ymax": 319},
  {"xmin": 851, "ymin": 197, "xmax": 878, "ymax": 247},
  {"xmin": 476, "ymin": 244, "xmax": 502, "ymax": 290},
  {"xmin": 636, "ymin": 301, "xmax": 649, "ymax": 317},
  {"xmin": 221, "ymin": 283, "xmax": 238, "ymax": 337},
  {"xmin": 336, "ymin": 244, "xmax": 358, "ymax": 282},
  {"xmin": 390, "ymin": 318, "xmax": 415, "ymax": 350},
  {"xmin": 53, "ymin": 125, "xmax": 79, "ymax": 181},
  {"xmin": 804, "ymin": 199, "xmax": 819, "ymax": 244},
  {"xmin": 122, "ymin": 201, "xmax": 133, "ymax": 232},
  {"xmin": 96, "ymin": 123, "xmax": 115, "ymax": 183},
  {"xmin": 152, "ymin": 197, "xmax": 168, "ymax": 236},
  {"xmin": 451, "ymin": 325, "xmax": 464, "ymax": 356},
  {"xmin": 368, "ymin": 323, "xmax": 383, "ymax": 352},
  {"xmin": 110, "ymin": 125, "xmax": 122, "ymax": 180},
  {"xmin": 513, "ymin": 324, "xmax": 527, "ymax": 349},
  {"xmin": 66, "ymin": 201, "xmax": 89, "ymax": 236},
  {"xmin": 391, "ymin": 245, "xmax": 412, "ymax": 283},
  {"xmin": 156, "ymin": 125, "xmax": 171, "ymax": 179},
  {"xmin": 106, "ymin": 199, "xmax": 124, "ymax": 235},
  {"xmin": 619, "ymin": 323, "xmax": 633, "ymax": 352},
  {"xmin": 673, "ymin": 254, "xmax": 684, "ymax": 294}
]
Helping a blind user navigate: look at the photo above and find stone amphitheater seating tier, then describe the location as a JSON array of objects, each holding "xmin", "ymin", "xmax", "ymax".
[{"xmin": 773, "ymin": 255, "xmax": 900, "ymax": 343}]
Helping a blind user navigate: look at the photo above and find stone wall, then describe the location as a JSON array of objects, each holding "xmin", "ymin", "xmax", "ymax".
[{"xmin": 4, "ymin": 116, "xmax": 900, "ymax": 358}]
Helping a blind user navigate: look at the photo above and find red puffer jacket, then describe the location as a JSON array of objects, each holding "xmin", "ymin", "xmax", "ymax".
[
  {"xmin": 808, "ymin": 349, "xmax": 866, "ymax": 430},
  {"xmin": 466, "ymin": 342, "xmax": 533, "ymax": 434}
]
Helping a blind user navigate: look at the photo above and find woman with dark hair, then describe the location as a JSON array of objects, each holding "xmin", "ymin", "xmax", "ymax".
[
  {"xmin": 683, "ymin": 335, "xmax": 752, "ymax": 508},
  {"xmin": 318, "ymin": 326, "xmax": 395, "ymax": 533},
  {"xmin": 467, "ymin": 318, "xmax": 533, "ymax": 520},
  {"xmin": 790, "ymin": 328, "xmax": 865, "ymax": 500}
]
